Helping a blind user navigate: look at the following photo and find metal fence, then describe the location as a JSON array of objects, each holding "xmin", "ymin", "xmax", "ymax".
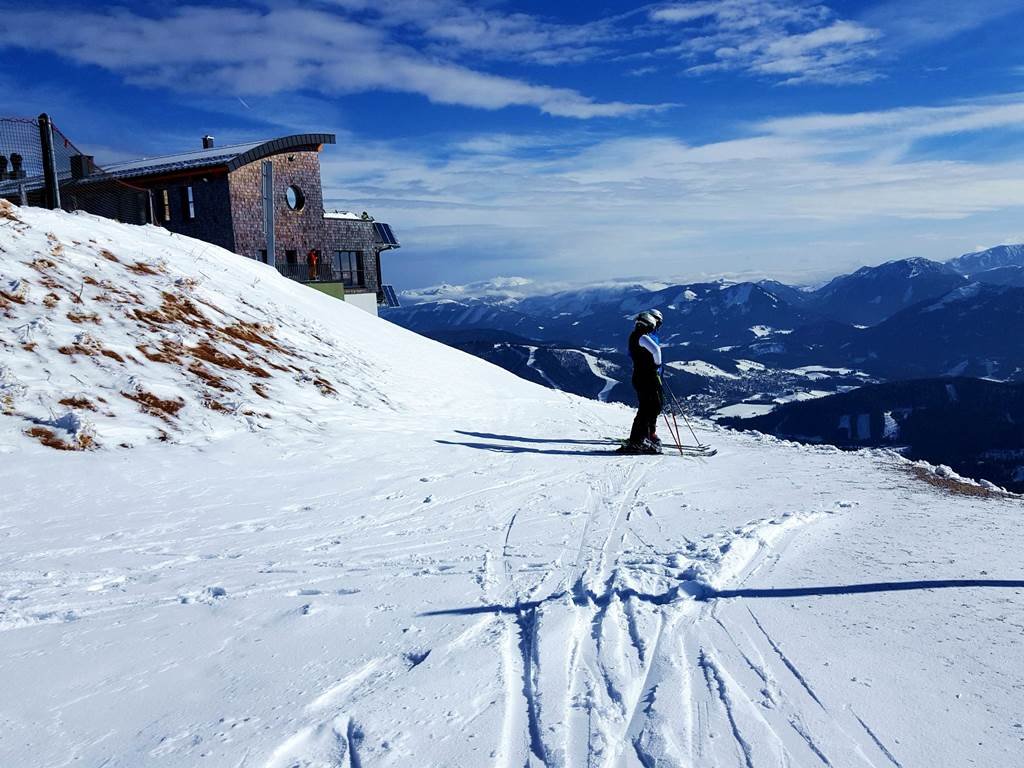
[
  {"xmin": 0, "ymin": 113, "xmax": 151, "ymax": 224},
  {"xmin": 276, "ymin": 259, "xmax": 365, "ymax": 287}
]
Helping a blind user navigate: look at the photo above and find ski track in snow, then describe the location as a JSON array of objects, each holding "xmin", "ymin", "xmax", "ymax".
[{"xmin": 435, "ymin": 449, "xmax": 840, "ymax": 768}]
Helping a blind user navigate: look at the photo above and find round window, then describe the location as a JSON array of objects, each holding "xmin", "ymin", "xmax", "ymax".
[{"xmin": 285, "ymin": 185, "xmax": 305, "ymax": 211}]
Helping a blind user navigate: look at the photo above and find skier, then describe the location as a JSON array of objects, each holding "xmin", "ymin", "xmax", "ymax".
[{"xmin": 619, "ymin": 309, "xmax": 664, "ymax": 454}]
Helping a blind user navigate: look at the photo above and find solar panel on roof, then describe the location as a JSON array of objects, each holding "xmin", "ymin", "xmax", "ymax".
[
  {"xmin": 382, "ymin": 284, "xmax": 401, "ymax": 308},
  {"xmin": 373, "ymin": 222, "xmax": 399, "ymax": 246}
]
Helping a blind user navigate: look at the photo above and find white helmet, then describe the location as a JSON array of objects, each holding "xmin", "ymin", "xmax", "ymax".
[{"xmin": 635, "ymin": 310, "xmax": 661, "ymax": 329}]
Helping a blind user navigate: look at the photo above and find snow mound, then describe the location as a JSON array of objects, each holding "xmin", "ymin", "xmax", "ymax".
[{"xmin": 0, "ymin": 202, "xmax": 541, "ymax": 450}]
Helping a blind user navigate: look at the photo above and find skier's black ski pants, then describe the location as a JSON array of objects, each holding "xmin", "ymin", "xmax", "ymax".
[{"xmin": 629, "ymin": 374, "xmax": 663, "ymax": 444}]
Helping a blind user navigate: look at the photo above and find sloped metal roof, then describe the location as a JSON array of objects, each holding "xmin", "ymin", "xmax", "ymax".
[{"xmin": 101, "ymin": 134, "xmax": 336, "ymax": 179}]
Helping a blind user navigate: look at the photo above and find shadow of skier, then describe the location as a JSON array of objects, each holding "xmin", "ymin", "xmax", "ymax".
[
  {"xmin": 436, "ymin": 439, "xmax": 616, "ymax": 457},
  {"xmin": 420, "ymin": 579, "xmax": 1024, "ymax": 617},
  {"xmin": 454, "ymin": 430, "xmax": 610, "ymax": 446}
]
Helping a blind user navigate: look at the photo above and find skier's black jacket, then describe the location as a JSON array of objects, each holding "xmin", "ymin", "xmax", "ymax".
[{"xmin": 628, "ymin": 327, "xmax": 661, "ymax": 380}]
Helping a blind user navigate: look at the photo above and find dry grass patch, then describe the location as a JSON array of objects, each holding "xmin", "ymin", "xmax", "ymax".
[
  {"xmin": 0, "ymin": 200, "xmax": 21, "ymax": 221},
  {"xmin": 222, "ymin": 321, "xmax": 286, "ymax": 353},
  {"xmin": 25, "ymin": 426, "xmax": 95, "ymax": 451},
  {"xmin": 313, "ymin": 375, "xmax": 337, "ymax": 397},
  {"xmin": 37, "ymin": 274, "xmax": 62, "ymax": 291},
  {"xmin": 59, "ymin": 334, "xmax": 124, "ymax": 362},
  {"xmin": 43, "ymin": 292, "xmax": 61, "ymax": 308},
  {"xmin": 29, "ymin": 257, "xmax": 58, "ymax": 273},
  {"xmin": 123, "ymin": 390, "xmax": 185, "ymax": 421},
  {"xmin": 127, "ymin": 261, "xmax": 162, "ymax": 276},
  {"xmin": 59, "ymin": 396, "xmax": 97, "ymax": 411},
  {"xmin": 92, "ymin": 280, "xmax": 144, "ymax": 306},
  {"xmin": 192, "ymin": 340, "xmax": 270, "ymax": 378},
  {"xmin": 0, "ymin": 285, "xmax": 27, "ymax": 305},
  {"xmin": 133, "ymin": 292, "xmax": 214, "ymax": 330},
  {"xmin": 101, "ymin": 348, "xmax": 125, "ymax": 362},
  {"xmin": 908, "ymin": 466, "xmax": 998, "ymax": 498},
  {"xmin": 67, "ymin": 311, "xmax": 101, "ymax": 324},
  {"xmin": 137, "ymin": 341, "xmax": 184, "ymax": 365},
  {"xmin": 189, "ymin": 363, "xmax": 233, "ymax": 391},
  {"xmin": 99, "ymin": 249, "xmax": 119, "ymax": 263}
]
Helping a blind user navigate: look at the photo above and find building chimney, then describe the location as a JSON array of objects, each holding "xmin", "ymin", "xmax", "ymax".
[
  {"xmin": 70, "ymin": 154, "xmax": 95, "ymax": 180},
  {"xmin": 202, "ymin": 135, "xmax": 215, "ymax": 149}
]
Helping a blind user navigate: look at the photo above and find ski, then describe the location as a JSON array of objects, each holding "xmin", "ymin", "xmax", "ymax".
[{"xmin": 606, "ymin": 438, "xmax": 717, "ymax": 457}]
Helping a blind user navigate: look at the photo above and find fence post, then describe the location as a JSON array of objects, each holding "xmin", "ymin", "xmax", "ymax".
[
  {"xmin": 18, "ymin": 183, "xmax": 27, "ymax": 206},
  {"xmin": 38, "ymin": 113, "xmax": 61, "ymax": 210}
]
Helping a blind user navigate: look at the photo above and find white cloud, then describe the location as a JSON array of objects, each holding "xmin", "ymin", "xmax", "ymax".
[
  {"xmin": 0, "ymin": 5, "xmax": 668, "ymax": 119},
  {"xmin": 758, "ymin": 98, "xmax": 1024, "ymax": 142},
  {"xmin": 648, "ymin": 1, "xmax": 881, "ymax": 85}
]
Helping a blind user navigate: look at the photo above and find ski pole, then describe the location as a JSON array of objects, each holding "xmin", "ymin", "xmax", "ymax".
[
  {"xmin": 662, "ymin": 411, "xmax": 683, "ymax": 456},
  {"xmin": 663, "ymin": 376, "xmax": 704, "ymax": 448}
]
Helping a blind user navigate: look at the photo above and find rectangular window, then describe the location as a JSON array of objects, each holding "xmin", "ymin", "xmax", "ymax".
[
  {"xmin": 334, "ymin": 250, "xmax": 363, "ymax": 287},
  {"xmin": 180, "ymin": 185, "xmax": 195, "ymax": 219},
  {"xmin": 161, "ymin": 189, "xmax": 171, "ymax": 222},
  {"xmin": 259, "ymin": 249, "xmax": 268, "ymax": 264}
]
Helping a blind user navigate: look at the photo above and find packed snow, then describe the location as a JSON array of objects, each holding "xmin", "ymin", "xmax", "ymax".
[{"xmin": 3, "ymin": 202, "xmax": 1024, "ymax": 768}]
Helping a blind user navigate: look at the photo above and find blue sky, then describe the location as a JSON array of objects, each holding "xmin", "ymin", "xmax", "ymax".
[{"xmin": 2, "ymin": 0, "xmax": 1024, "ymax": 290}]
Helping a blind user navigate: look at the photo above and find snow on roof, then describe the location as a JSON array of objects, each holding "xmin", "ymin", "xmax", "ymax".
[{"xmin": 323, "ymin": 210, "xmax": 363, "ymax": 220}]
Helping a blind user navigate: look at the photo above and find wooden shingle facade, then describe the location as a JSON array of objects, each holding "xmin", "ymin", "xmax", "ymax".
[{"xmin": 98, "ymin": 134, "xmax": 399, "ymax": 313}]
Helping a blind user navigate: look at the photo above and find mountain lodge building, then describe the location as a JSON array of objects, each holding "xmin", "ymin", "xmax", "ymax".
[{"xmin": 22, "ymin": 132, "xmax": 400, "ymax": 314}]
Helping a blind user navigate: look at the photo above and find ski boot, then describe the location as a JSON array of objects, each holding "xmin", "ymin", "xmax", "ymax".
[{"xmin": 639, "ymin": 438, "xmax": 663, "ymax": 455}]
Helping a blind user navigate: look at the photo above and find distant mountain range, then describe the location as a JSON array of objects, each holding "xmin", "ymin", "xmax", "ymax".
[
  {"xmin": 948, "ymin": 244, "xmax": 1024, "ymax": 275},
  {"xmin": 801, "ymin": 257, "xmax": 968, "ymax": 326},
  {"xmin": 743, "ymin": 282, "xmax": 1024, "ymax": 379},
  {"xmin": 382, "ymin": 243, "xmax": 1024, "ymax": 411},
  {"xmin": 720, "ymin": 377, "xmax": 1024, "ymax": 493}
]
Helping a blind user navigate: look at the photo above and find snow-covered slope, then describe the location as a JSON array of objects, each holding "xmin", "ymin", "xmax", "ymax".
[
  {"xmin": 0, "ymin": 201, "xmax": 535, "ymax": 451},
  {"xmin": 3, "ymin": 202, "xmax": 1024, "ymax": 768}
]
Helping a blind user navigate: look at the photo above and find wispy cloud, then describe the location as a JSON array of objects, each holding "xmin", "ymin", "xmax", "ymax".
[
  {"xmin": 327, "ymin": 0, "xmax": 641, "ymax": 66},
  {"xmin": 758, "ymin": 97, "xmax": 1024, "ymax": 143},
  {"xmin": 860, "ymin": 0, "xmax": 1023, "ymax": 46},
  {"xmin": 647, "ymin": 1, "xmax": 882, "ymax": 85},
  {"xmin": 0, "ymin": 4, "xmax": 669, "ymax": 119}
]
